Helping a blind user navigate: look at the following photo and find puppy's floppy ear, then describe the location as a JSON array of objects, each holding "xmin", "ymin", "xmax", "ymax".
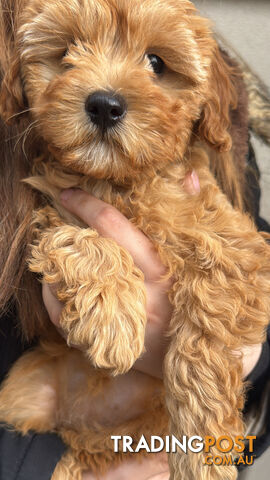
[
  {"xmin": 198, "ymin": 46, "xmax": 237, "ymax": 152},
  {"xmin": 0, "ymin": 0, "xmax": 26, "ymax": 122}
]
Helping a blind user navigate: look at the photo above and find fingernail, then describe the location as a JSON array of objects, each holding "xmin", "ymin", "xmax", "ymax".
[
  {"xmin": 60, "ymin": 188, "xmax": 78, "ymax": 203},
  {"xmin": 191, "ymin": 170, "xmax": 200, "ymax": 194}
]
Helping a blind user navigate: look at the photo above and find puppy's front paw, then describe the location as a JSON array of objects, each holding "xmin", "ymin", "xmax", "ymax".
[
  {"xmin": 79, "ymin": 302, "xmax": 146, "ymax": 376},
  {"xmin": 61, "ymin": 258, "xmax": 147, "ymax": 375},
  {"xmin": 29, "ymin": 223, "xmax": 147, "ymax": 375}
]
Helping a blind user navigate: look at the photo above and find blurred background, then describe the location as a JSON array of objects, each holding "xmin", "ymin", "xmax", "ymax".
[
  {"xmin": 193, "ymin": 2, "xmax": 270, "ymax": 478},
  {"xmin": 194, "ymin": 0, "xmax": 270, "ymax": 224}
]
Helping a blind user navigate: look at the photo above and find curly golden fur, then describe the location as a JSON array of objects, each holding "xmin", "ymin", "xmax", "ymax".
[{"xmin": 0, "ymin": 1, "xmax": 270, "ymax": 479}]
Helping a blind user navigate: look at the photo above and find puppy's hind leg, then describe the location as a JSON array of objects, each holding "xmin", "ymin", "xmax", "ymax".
[
  {"xmin": 0, "ymin": 343, "xmax": 60, "ymax": 434},
  {"xmin": 29, "ymin": 207, "xmax": 147, "ymax": 375},
  {"xmin": 0, "ymin": 341, "xmax": 85, "ymax": 480}
]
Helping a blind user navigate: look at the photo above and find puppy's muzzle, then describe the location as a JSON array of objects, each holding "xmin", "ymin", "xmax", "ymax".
[{"xmin": 85, "ymin": 91, "xmax": 127, "ymax": 131}]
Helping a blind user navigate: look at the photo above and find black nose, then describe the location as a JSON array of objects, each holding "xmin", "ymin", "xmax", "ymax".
[{"xmin": 85, "ymin": 91, "xmax": 127, "ymax": 130}]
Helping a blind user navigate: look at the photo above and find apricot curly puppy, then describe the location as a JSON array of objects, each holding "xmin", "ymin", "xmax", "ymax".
[{"xmin": 0, "ymin": 1, "xmax": 270, "ymax": 479}]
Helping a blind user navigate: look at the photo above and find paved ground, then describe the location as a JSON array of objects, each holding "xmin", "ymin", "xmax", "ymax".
[{"xmin": 193, "ymin": 2, "xmax": 270, "ymax": 478}]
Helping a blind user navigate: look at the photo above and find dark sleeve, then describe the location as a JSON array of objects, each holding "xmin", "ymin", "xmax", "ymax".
[
  {"xmin": 0, "ymin": 310, "xmax": 67, "ymax": 480},
  {"xmin": 245, "ymin": 328, "xmax": 270, "ymax": 403},
  {"xmin": 238, "ymin": 327, "xmax": 270, "ymax": 470},
  {"xmin": 0, "ymin": 429, "xmax": 66, "ymax": 480},
  {"xmin": 242, "ymin": 141, "xmax": 270, "ymax": 463}
]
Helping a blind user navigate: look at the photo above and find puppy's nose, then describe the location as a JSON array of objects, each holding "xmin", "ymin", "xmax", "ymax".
[{"xmin": 85, "ymin": 91, "xmax": 127, "ymax": 130}]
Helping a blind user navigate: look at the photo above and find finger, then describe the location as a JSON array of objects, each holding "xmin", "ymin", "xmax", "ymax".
[
  {"xmin": 60, "ymin": 189, "xmax": 167, "ymax": 281},
  {"xmin": 183, "ymin": 170, "xmax": 200, "ymax": 195},
  {"xmin": 42, "ymin": 282, "xmax": 64, "ymax": 328}
]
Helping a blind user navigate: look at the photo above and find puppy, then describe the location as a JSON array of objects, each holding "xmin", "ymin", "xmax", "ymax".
[{"xmin": 0, "ymin": 1, "xmax": 270, "ymax": 479}]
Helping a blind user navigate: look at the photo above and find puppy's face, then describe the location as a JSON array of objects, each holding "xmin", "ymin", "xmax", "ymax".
[{"xmin": 1, "ymin": 0, "xmax": 235, "ymax": 182}]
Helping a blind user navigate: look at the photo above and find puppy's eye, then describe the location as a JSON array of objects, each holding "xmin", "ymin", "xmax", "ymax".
[
  {"xmin": 61, "ymin": 47, "xmax": 74, "ymax": 69},
  {"xmin": 62, "ymin": 40, "xmax": 75, "ymax": 59},
  {"xmin": 147, "ymin": 54, "xmax": 164, "ymax": 75}
]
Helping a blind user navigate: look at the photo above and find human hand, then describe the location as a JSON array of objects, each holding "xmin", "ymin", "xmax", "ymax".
[
  {"xmin": 42, "ymin": 187, "xmax": 172, "ymax": 378},
  {"xmin": 42, "ymin": 170, "xmax": 200, "ymax": 379},
  {"xmin": 42, "ymin": 169, "xmax": 261, "ymax": 379}
]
